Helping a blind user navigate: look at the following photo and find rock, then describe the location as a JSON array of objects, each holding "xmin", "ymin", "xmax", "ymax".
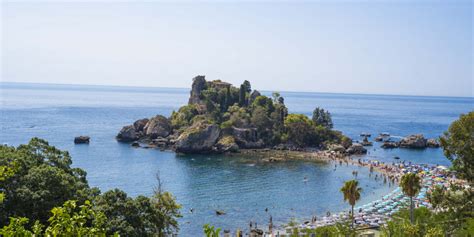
[
  {"xmin": 144, "ymin": 115, "xmax": 171, "ymax": 139},
  {"xmin": 188, "ymin": 75, "xmax": 207, "ymax": 104},
  {"xmin": 249, "ymin": 90, "xmax": 261, "ymax": 104},
  {"xmin": 346, "ymin": 143, "xmax": 367, "ymax": 155},
  {"xmin": 116, "ymin": 125, "xmax": 139, "ymax": 142},
  {"xmin": 133, "ymin": 118, "xmax": 149, "ymax": 133},
  {"xmin": 232, "ymin": 127, "xmax": 264, "ymax": 149},
  {"xmin": 215, "ymin": 135, "xmax": 239, "ymax": 153},
  {"xmin": 374, "ymin": 135, "xmax": 384, "ymax": 142},
  {"xmin": 361, "ymin": 136, "xmax": 373, "ymax": 146},
  {"xmin": 427, "ymin": 138, "xmax": 440, "ymax": 148},
  {"xmin": 399, "ymin": 134, "xmax": 427, "ymax": 148},
  {"xmin": 74, "ymin": 136, "xmax": 90, "ymax": 144},
  {"xmin": 175, "ymin": 122, "xmax": 221, "ymax": 153},
  {"xmin": 131, "ymin": 141, "xmax": 140, "ymax": 147},
  {"xmin": 329, "ymin": 144, "xmax": 346, "ymax": 153},
  {"xmin": 394, "ymin": 156, "xmax": 400, "ymax": 160},
  {"xmin": 216, "ymin": 210, "xmax": 226, "ymax": 215},
  {"xmin": 360, "ymin": 133, "xmax": 371, "ymax": 137},
  {"xmin": 382, "ymin": 141, "xmax": 399, "ymax": 149}
]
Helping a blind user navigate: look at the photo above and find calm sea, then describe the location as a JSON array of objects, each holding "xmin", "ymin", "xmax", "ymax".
[{"xmin": 1, "ymin": 82, "xmax": 472, "ymax": 235}]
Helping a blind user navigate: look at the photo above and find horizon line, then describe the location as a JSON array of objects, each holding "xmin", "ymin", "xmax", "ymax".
[{"xmin": 1, "ymin": 80, "xmax": 473, "ymax": 99}]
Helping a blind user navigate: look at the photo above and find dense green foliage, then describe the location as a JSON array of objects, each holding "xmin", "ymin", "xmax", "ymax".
[
  {"xmin": 312, "ymin": 107, "xmax": 333, "ymax": 129},
  {"xmin": 400, "ymin": 173, "xmax": 422, "ymax": 224},
  {"xmin": 203, "ymin": 224, "xmax": 221, "ymax": 237},
  {"xmin": 0, "ymin": 139, "xmax": 181, "ymax": 236},
  {"xmin": 440, "ymin": 111, "xmax": 474, "ymax": 183},
  {"xmin": 0, "ymin": 200, "xmax": 108, "ymax": 236}
]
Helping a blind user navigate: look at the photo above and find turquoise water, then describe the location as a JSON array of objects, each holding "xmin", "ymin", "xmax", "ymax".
[{"xmin": 1, "ymin": 82, "xmax": 472, "ymax": 235}]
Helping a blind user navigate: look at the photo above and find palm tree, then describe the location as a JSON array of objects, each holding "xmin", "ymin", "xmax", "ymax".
[
  {"xmin": 400, "ymin": 173, "xmax": 422, "ymax": 224},
  {"xmin": 340, "ymin": 179, "xmax": 362, "ymax": 229}
]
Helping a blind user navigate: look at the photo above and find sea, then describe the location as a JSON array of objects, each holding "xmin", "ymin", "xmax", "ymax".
[{"xmin": 1, "ymin": 82, "xmax": 472, "ymax": 235}]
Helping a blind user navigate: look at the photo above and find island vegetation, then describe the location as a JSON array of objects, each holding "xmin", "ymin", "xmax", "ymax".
[{"xmin": 117, "ymin": 75, "xmax": 355, "ymax": 155}]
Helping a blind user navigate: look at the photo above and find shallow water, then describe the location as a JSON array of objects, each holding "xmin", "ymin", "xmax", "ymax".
[{"xmin": 1, "ymin": 82, "xmax": 472, "ymax": 235}]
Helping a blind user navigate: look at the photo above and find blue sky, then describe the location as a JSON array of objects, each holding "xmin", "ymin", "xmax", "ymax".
[{"xmin": 1, "ymin": 0, "xmax": 472, "ymax": 97}]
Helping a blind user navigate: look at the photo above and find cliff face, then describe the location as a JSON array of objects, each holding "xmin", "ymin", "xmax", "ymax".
[{"xmin": 117, "ymin": 75, "xmax": 350, "ymax": 154}]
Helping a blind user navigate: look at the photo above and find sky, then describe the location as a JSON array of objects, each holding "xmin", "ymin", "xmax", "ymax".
[{"xmin": 1, "ymin": 0, "xmax": 473, "ymax": 97}]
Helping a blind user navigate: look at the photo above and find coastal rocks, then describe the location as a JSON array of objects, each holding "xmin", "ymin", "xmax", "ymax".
[
  {"xmin": 74, "ymin": 136, "xmax": 90, "ymax": 144},
  {"xmin": 133, "ymin": 118, "xmax": 149, "ymax": 133},
  {"xmin": 131, "ymin": 141, "xmax": 140, "ymax": 147},
  {"xmin": 427, "ymin": 138, "xmax": 440, "ymax": 148},
  {"xmin": 232, "ymin": 127, "xmax": 264, "ymax": 148},
  {"xmin": 249, "ymin": 90, "xmax": 261, "ymax": 104},
  {"xmin": 399, "ymin": 134, "xmax": 427, "ymax": 148},
  {"xmin": 329, "ymin": 144, "xmax": 346, "ymax": 153},
  {"xmin": 175, "ymin": 123, "xmax": 220, "ymax": 153},
  {"xmin": 144, "ymin": 115, "xmax": 171, "ymax": 138},
  {"xmin": 215, "ymin": 136, "xmax": 239, "ymax": 153},
  {"xmin": 117, "ymin": 125, "xmax": 139, "ymax": 142},
  {"xmin": 346, "ymin": 143, "xmax": 367, "ymax": 155},
  {"xmin": 188, "ymin": 75, "xmax": 207, "ymax": 104},
  {"xmin": 382, "ymin": 141, "xmax": 399, "ymax": 149},
  {"xmin": 361, "ymin": 136, "xmax": 373, "ymax": 146},
  {"xmin": 375, "ymin": 135, "xmax": 384, "ymax": 142}
]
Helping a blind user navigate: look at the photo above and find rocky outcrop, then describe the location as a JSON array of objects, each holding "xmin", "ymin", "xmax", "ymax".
[
  {"xmin": 346, "ymin": 143, "xmax": 367, "ymax": 155},
  {"xmin": 188, "ymin": 75, "xmax": 207, "ymax": 104},
  {"xmin": 144, "ymin": 115, "xmax": 171, "ymax": 138},
  {"xmin": 232, "ymin": 127, "xmax": 264, "ymax": 148},
  {"xmin": 375, "ymin": 135, "xmax": 384, "ymax": 142},
  {"xmin": 74, "ymin": 136, "xmax": 90, "ymax": 144},
  {"xmin": 133, "ymin": 118, "xmax": 149, "ymax": 134},
  {"xmin": 382, "ymin": 141, "xmax": 399, "ymax": 149},
  {"xmin": 215, "ymin": 135, "xmax": 239, "ymax": 153},
  {"xmin": 399, "ymin": 134, "xmax": 427, "ymax": 148},
  {"xmin": 361, "ymin": 136, "xmax": 373, "ymax": 146},
  {"xmin": 175, "ymin": 123, "xmax": 221, "ymax": 153},
  {"xmin": 427, "ymin": 138, "xmax": 440, "ymax": 148},
  {"xmin": 329, "ymin": 144, "xmax": 346, "ymax": 153},
  {"xmin": 117, "ymin": 125, "xmax": 139, "ymax": 142},
  {"xmin": 249, "ymin": 90, "xmax": 261, "ymax": 105}
]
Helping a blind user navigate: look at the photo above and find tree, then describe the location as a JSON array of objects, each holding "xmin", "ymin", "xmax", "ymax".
[
  {"xmin": 0, "ymin": 138, "xmax": 96, "ymax": 225},
  {"xmin": 284, "ymin": 114, "xmax": 316, "ymax": 147},
  {"xmin": 340, "ymin": 179, "xmax": 362, "ymax": 229},
  {"xmin": 203, "ymin": 224, "xmax": 221, "ymax": 237},
  {"xmin": 439, "ymin": 111, "xmax": 474, "ymax": 183},
  {"xmin": 312, "ymin": 107, "xmax": 333, "ymax": 129},
  {"xmin": 0, "ymin": 200, "xmax": 108, "ymax": 236},
  {"xmin": 400, "ymin": 173, "xmax": 422, "ymax": 224}
]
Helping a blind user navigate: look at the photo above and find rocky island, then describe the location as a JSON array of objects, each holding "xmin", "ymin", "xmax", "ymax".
[{"xmin": 117, "ymin": 75, "xmax": 357, "ymax": 155}]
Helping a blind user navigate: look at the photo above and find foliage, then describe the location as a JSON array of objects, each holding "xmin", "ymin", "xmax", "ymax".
[
  {"xmin": 203, "ymin": 224, "xmax": 221, "ymax": 237},
  {"xmin": 340, "ymin": 180, "xmax": 362, "ymax": 228},
  {"xmin": 0, "ymin": 139, "xmax": 182, "ymax": 236},
  {"xmin": 0, "ymin": 200, "xmax": 108, "ymax": 236},
  {"xmin": 0, "ymin": 138, "xmax": 96, "ymax": 225},
  {"xmin": 284, "ymin": 114, "xmax": 316, "ymax": 147},
  {"xmin": 400, "ymin": 173, "xmax": 421, "ymax": 224},
  {"xmin": 312, "ymin": 107, "xmax": 333, "ymax": 129},
  {"xmin": 170, "ymin": 104, "xmax": 198, "ymax": 129},
  {"xmin": 439, "ymin": 111, "xmax": 474, "ymax": 183}
]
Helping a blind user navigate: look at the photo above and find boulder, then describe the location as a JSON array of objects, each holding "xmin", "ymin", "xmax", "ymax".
[
  {"xmin": 74, "ymin": 136, "xmax": 90, "ymax": 144},
  {"xmin": 249, "ymin": 90, "xmax": 261, "ymax": 105},
  {"xmin": 232, "ymin": 127, "xmax": 264, "ymax": 148},
  {"xmin": 329, "ymin": 144, "xmax": 346, "ymax": 153},
  {"xmin": 361, "ymin": 136, "xmax": 373, "ymax": 146},
  {"xmin": 215, "ymin": 135, "xmax": 239, "ymax": 153},
  {"xmin": 175, "ymin": 123, "xmax": 221, "ymax": 153},
  {"xmin": 144, "ymin": 115, "xmax": 171, "ymax": 139},
  {"xmin": 399, "ymin": 134, "xmax": 427, "ymax": 148},
  {"xmin": 133, "ymin": 118, "xmax": 149, "ymax": 133},
  {"xmin": 131, "ymin": 141, "xmax": 140, "ymax": 147},
  {"xmin": 374, "ymin": 135, "xmax": 384, "ymax": 142},
  {"xmin": 346, "ymin": 143, "xmax": 367, "ymax": 155},
  {"xmin": 427, "ymin": 138, "xmax": 440, "ymax": 148},
  {"xmin": 117, "ymin": 125, "xmax": 139, "ymax": 142},
  {"xmin": 382, "ymin": 141, "xmax": 399, "ymax": 149}
]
